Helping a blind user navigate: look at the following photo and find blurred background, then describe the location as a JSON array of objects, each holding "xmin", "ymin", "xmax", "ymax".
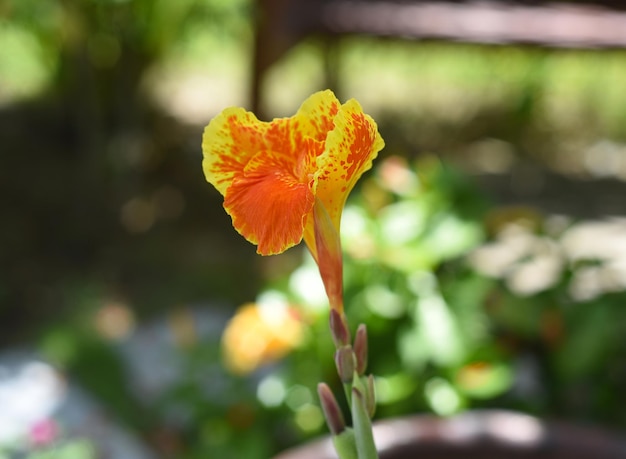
[{"xmin": 2, "ymin": 0, "xmax": 626, "ymax": 457}]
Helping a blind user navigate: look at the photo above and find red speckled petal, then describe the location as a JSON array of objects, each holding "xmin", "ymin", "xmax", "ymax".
[
  {"xmin": 304, "ymin": 99, "xmax": 385, "ymax": 253},
  {"xmin": 295, "ymin": 89, "xmax": 341, "ymax": 142},
  {"xmin": 202, "ymin": 107, "xmax": 269, "ymax": 195}
]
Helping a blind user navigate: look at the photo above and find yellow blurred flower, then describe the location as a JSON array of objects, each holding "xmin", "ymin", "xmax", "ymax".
[{"xmin": 221, "ymin": 302, "xmax": 305, "ymax": 375}]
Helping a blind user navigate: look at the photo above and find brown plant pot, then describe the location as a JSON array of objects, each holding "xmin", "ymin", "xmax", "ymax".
[{"xmin": 274, "ymin": 410, "xmax": 626, "ymax": 459}]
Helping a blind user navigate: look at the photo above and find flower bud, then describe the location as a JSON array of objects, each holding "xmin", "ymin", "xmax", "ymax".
[
  {"xmin": 366, "ymin": 374, "xmax": 376, "ymax": 418},
  {"xmin": 334, "ymin": 346, "xmax": 356, "ymax": 384},
  {"xmin": 318, "ymin": 383, "xmax": 346, "ymax": 436},
  {"xmin": 354, "ymin": 324, "xmax": 368, "ymax": 376},
  {"xmin": 330, "ymin": 309, "xmax": 351, "ymax": 348}
]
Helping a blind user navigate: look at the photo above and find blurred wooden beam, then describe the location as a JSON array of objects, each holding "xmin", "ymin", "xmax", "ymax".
[
  {"xmin": 253, "ymin": 0, "xmax": 626, "ymax": 113},
  {"xmin": 319, "ymin": 1, "xmax": 626, "ymax": 47}
]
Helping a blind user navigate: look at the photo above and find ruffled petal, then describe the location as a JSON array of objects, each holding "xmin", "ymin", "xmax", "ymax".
[
  {"xmin": 303, "ymin": 99, "xmax": 385, "ymax": 254},
  {"xmin": 203, "ymin": 98, "xmax": 329, "ymax": 255},
  {"xmin": 294, "ymin": 89, "xmax": 341, "ymax": 142},
  {"xmin": 202, "ymin": 107, "xmax": 269, "ymax": 195},
  {"xmin": 224, "ymin": 142, "xmax": 319, "ymax": 255}
]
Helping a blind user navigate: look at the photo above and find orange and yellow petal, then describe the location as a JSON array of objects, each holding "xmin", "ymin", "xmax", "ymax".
[
  {"xmin": 259, "ymin": 90, "xmax": 340, "ymax": 178},
  {"xmin": 224, "ymin": 146, "xmax": 318, "ymax": 255},
  {"xmin": 294, "ymin": 90, "xmax": 341, "ymax": 142},
  {"xmin": 303, "ymin": 99, "xmax": 385, "ymax": 254},
  {"xmin": 318, "ymin": 99, "xmax": 385, "ymax": 227},
  {"xmin": 204, "ymin": 102, "xmax": 327, "ymax": 255},
  {"xmin": 205, "ymin": 90, "xmax": 339, "ymax": 190},
  {"xmin": 202, "ymin": 107, "xmax": 269, "ymax": 195}
]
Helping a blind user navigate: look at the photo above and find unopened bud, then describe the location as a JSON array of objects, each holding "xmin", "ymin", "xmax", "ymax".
[
  {"xmin": 330, "ymin": 309, "xmax": 351, "ymax": 348},
  {"xmin": 366, "ymin": 374, "xmax": 376, "ymax": 418},
  {"xmin": 318, "ymin": 383, "xmax": 346, "ymax": 436},
  {"xmin": 334, "ymin": 346, "xmax": 356, "ymax": 383},
  {"xmin": 354, "ymin": 324, "xmax": 368, "ymax": 376}
]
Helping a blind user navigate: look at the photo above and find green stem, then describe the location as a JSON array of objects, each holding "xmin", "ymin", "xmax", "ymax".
[{"xmin": 351, "ymin": 388, "xmax": 379, "ymax": 459}]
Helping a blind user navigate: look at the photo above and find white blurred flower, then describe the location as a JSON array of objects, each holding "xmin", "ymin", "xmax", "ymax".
[{"xmin": 0, "ymin": 360, "xmax": 65, "ymax": 445}]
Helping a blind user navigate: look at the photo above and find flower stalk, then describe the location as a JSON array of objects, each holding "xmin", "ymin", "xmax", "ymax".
[{"xmin": 351, "ymin": 387, "xmax": 378, "ymax": 459}]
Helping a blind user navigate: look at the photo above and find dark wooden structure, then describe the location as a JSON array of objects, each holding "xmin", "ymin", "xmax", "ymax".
[{"xmin": 253, "ymin": 0, "xmax": 626, "ymax": 113}]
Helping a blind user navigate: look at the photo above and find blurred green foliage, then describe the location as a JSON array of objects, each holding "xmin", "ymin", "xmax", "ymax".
[
  {"xmin": 1, "ymin": 0, "xmax": 251, "ymax": 75},
  {"xmin": 223, "ymin": 154, "xmax": 626, "ymax": 457},
  {"xmin": 19, "ymin": 155, "xmax": 624, "ymax": 458},
  {"xmin": 1, "ymin": 440, "xmax": 96, "ymax": 459}
]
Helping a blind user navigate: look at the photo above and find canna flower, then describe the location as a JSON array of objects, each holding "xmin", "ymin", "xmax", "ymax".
[
  {"xmin": 202, "ymin": 90, "xmax": 384, "ymax": 311},
  {"xmin": 204, "ymin": 91, "xmax": 382, "ymax": 458}
]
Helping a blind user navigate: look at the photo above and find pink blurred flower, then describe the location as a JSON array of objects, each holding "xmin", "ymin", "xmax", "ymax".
[{"xmin": 29, "ymin": 418, "xmax": 58, "ymax": 447}]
